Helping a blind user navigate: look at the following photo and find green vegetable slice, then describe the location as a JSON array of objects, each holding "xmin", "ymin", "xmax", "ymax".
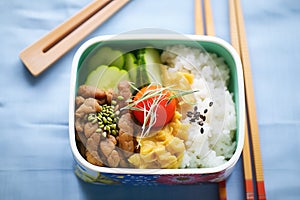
[
  {"xmin": 124, "ymin": 53, "xmax": 138, "ymax": 82},
  {"xmin": 136, "ymin": 47, "xmax": 162, "ymax": 86},
  {"xmin": 85, "ymin": 65, "xmax": 108, "ymax": 87},
  {"xmin": 87, "ymin": 46, "xmax": 124, "ymax": 71}
]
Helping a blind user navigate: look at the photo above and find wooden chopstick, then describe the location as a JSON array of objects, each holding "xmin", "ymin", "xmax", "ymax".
[
  {"xmin": 195, "ymin": 1, "xmax": 227, "ymax": 199},
  {"xmin": 194, "ymin": 0, "xmax": 204, "ymax": 35},
  {"xmin": 203, "ymin": 0, "xmax": 215, "ymax": 36},
  {"xmin": 202, "ymin": 1, "xmax": 227, "ymax": 199},
  {"xmin": 229, "ymin": 0, "xmax": 255, "ymax": 199},
  {"xmin": 19, "ymin": 0, "xmax": 130, "ymax": 76},
  {"xmin": 218, "ymin": 180, "xmax": 227, "ymax": 200},
  {"xmin": 230, "ymin": 0, "xmax": 267, "ymax": 199},
  {"xmin": 194, "ymin": 0, "xmax": 215, "ymax": 36}
]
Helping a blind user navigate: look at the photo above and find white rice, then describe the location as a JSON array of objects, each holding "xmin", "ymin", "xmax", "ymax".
[{"xmin": 161, "ymin": 45, "xmax": 237, "ymax": 168}]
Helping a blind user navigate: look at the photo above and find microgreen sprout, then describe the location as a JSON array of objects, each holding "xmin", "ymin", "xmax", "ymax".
[{"xmin": 122, "ymin": 82, "xmax": 199, "ymax": 143}]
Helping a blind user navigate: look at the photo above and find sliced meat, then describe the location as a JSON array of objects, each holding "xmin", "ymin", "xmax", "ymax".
[
  {"xmin": 100, "ymin": 139, "xmax": 115, "ymax": 158},
  {"xmin": 117, "ymin": 80, "xmax": 132, "ymax": 110},
  {"xmin": 117, "ymin": 113, "xmax": 135, "ymax": 156},
  {"xmin": 76, "ymin": 131, "xmax": 87, "ymax": 145},
  {"xmin": 118, "ymin": 80, "xmax": 132, "ymax": 100},
  {"xmin": 84, "ymin": 122, "xmax": 98, "ymax": 138},
  {"xmin": 118, "ymin": 113, "xmax": 134, "ymax": 134},
  {"xmin": 106, "ymin": 89, "xmax": 114, "ymax": 104},
  {"xmin": 74, "ymin": 82, "xmax": 139, "ymax": 168},
  {"xmin": 107, "ymin": 150, "xmax": 120, "ymax": 167},
  {"xmin": 75, "ymin": 96, "xmax": 85, "ymax": 107},
  {"xmin": 99, "ymin": 138, "xmax": 122, "ymax": 167},
  {"xmin": 107, "ymin": 134, "xmax": 117, "ymax": 145},
  {"xmin": 86, "ymin": 151, "xmax": 104, "ymax": 166},
  {"xmin": 75, "ymin": 98, "xmax": 101, "ymax": 119},
  {"xmin": 117, "ymin": 151, "xmax": 133, "ymax": 168},
  {"xmin": 75, "ymin": 118, "xmax": 85, "ymax": 133},
  {"xmin": 86, "ymin": 133, "xmax": 100, "ymax": 152},
  {"xmin": 77, "ymin": 85, "xmax": 106, "ymax": 99}
]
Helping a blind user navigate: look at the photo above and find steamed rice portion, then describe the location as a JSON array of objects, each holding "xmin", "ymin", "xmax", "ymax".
[{"xmin": 161, "ymin": 45, "xmax": 237, "ymax": 168}]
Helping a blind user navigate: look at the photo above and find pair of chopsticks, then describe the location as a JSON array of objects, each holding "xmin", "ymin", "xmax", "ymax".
[
  {"xmin": 19, "ymin": 0, "xmax": 130, "ymax": 76},
  {"xmin": 194, "ymin": 0, "xmax": 226, "ymax": 199},
  {"xmin": 229, "ymin": 0, "xmax": 266, "ymax": 199},
  {"xmin": 195, "ymin": 0, "xmax": 266, "ymax": 199}
]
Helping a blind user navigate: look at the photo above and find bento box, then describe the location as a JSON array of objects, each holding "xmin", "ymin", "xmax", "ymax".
[{"xmin": 69, "ymin": 33, "xmax": 245, "ymax": 185}]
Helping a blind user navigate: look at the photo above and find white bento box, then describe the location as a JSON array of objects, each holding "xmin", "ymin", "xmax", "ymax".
[{"xmin": 69, "ymin": 33, "xmax": 245, "ymax": 185}]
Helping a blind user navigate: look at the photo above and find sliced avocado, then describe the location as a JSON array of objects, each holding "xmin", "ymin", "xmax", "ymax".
[
  {"xmin": 84, "ymin": 65, "xmax": 108, "ymax": 87},
  {"xmin": 87, "ymin": 47, "xmax": 125, "ymax": 71}
]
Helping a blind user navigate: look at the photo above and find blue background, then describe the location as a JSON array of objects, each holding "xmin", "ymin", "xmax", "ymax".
[{"xmin": 1, "ymin": 0, "xmax": 300, "ymax": 199}]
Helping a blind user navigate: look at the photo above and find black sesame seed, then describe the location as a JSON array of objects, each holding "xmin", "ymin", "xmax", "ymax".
[
  {"xmin": 198, "ymin": 121, "xmax": 204, "ymax": 126},
  {"xmin": 194, "ymin": 106, "xmax": 198, "ymax": 111},
  {"xmin": 187, "ymin": 111, "xmax": 193, "ymax": 117},
  {"xmin": 204, "ymin": 109, "xmax": 208, "ymax": 114},
  {"xmin": 200, "ymin": 128, "xmax": 204, "ymax": 134},
  {"xmin": 190, "ymin": 118, "xmax": 196, "ymax": 123},
  {"xmin": 200, "ymin": 115, "xmax": 206, "ymax": 121},
  {"xmin": 209, "ymin": 102, "xmax": 213, "ymax": 107}
]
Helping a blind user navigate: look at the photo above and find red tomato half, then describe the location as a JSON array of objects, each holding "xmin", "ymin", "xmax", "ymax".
[{"xmin": 133, "ymin": 85, "xmax": 176, "ymax": 128}]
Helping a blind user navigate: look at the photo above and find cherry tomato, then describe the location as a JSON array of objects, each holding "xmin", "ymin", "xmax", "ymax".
[{"xmin": 133, "ymin": 85, "xmax": 176, "ymax": 128}]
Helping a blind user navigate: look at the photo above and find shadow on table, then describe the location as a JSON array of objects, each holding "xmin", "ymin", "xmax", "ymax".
[{"xmin": 78, "ymin": 179, "xmax": 219, "ymax": 200}]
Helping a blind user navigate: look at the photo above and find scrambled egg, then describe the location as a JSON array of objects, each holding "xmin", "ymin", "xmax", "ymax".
[
  {"xmin": 161, "ymin": 65, "xmax": 196, "ymax": 117},
  {"xmin": 128, "ymin": 112, "xmax": 189, "ymax": 169},
  {"xmin": 128, "ymin": 66, "xmax": 195, "ymax": 169},
  {"xmin": 180, "ymin": 72, "xmax": 194, "ymax": 85}
]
